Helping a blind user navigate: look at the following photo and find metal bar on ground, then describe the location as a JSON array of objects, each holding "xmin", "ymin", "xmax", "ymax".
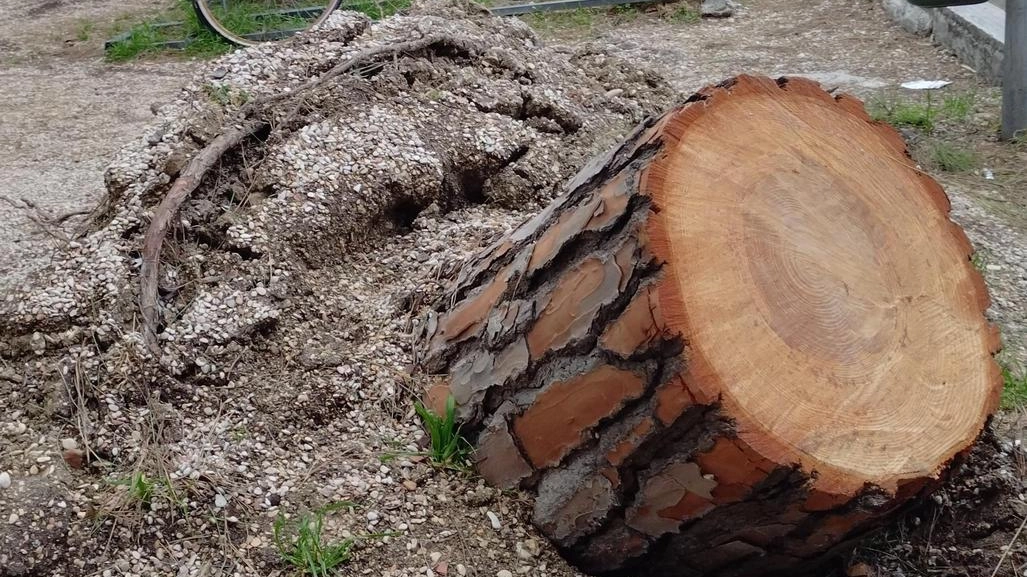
[
  {"xmin": 1002, "ymin": 0, "xmax": 1027, "ymax": 139},
  {"xmin": 488, "ymin": 0, "xmax": 657, "ymax": 16},
  {"xmin": 252, "ymin": 6, "xmax": 326, "ymax": 19},
  {"xmin": 105, "ymin": 25, "xmax": 306, "ymax": 51},
  {"xmin": 103, "ymin": 22, "xmax": 180, "ymax": 50}
]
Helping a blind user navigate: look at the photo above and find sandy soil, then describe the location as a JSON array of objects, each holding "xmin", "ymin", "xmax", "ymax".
[{"xmin": 0, "ymin": 0, "xmax": 193, "ymax": 287}]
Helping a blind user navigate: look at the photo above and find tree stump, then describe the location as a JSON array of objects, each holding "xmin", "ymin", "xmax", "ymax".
[{"xmin": 419, "ymin": 75, "xmax": 1002, "ymax": 577}]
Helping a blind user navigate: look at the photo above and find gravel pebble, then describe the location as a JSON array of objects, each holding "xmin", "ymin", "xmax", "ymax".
[{"xmin": 487, "ymin": 511, "xmax": 502, "ymax": 530}]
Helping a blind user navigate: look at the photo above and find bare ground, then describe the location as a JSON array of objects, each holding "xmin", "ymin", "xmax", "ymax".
[
  {"xmin": 0, "ymin": 0, "xmax": 192, "ymax": 288},
  {"xmin": 1, "ymin": 1, "xmax": 1026, "ymax": 577}
]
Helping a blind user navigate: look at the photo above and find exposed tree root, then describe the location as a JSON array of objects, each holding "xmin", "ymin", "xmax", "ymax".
[
  {"xmin": 138, "ymin": 32, "xmax": 475, "ymax": 354},
  {"xmin": 139, "ymin": 120, "xmax": 266, "ymax": 354},
  {"xmin": 0, "ymin": 194, "xmax": 85, "ymax": 243}
]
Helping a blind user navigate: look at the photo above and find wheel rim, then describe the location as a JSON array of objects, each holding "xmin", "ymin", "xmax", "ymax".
[{"xmin": 193, "ymin": 0, "xmax": 341, "ymax": 47}]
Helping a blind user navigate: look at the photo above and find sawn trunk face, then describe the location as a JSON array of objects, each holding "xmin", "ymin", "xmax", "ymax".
[{"xmin": 418, "ymin": 75, "xmax": 1002, "ymax": 577}]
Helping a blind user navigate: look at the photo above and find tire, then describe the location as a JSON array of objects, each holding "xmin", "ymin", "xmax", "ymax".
[{"xmin": 192, "ymin": 0, "xmax": 343, "ymax": 47}]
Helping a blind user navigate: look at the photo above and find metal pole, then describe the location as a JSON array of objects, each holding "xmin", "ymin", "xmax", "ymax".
[{"xmin": 1002, "ymin": 0, "xmax": 1027, "ymax": 140}]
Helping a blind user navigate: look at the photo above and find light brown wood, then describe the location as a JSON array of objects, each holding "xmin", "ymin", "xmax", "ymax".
[
  {"xmin": 642, "ymin": 75, "xmax": 1000, "ymax": 497},
  {"xmin": 420, "ymin": 75, "xmax": 1002, "ymax": 577}
]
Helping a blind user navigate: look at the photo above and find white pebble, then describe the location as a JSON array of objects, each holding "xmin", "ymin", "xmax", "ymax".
[
  {"xmin": 0, "ymin": 472, "xmax": 10, "ymax": 489},
  {"xmin": 487, "ymin": 511, "xmax": 501, "ymax": 530},
  {"xmin": 497, "ymin": 571, "xmax": 513, "ymax": 577},
  {"xmin": 214, "ymin": 494, "xmax": 228, "ymax": 508}
]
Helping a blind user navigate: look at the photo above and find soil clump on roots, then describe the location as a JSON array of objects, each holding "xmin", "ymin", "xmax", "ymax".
[{"xmin": 0, "ymin": 2, "xmax": 671, "ymax": 575}]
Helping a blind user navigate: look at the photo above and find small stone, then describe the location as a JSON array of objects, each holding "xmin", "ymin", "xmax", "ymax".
[
  {"xmin": 435, "ymin": 562, "xmax": 448, "ymax": 575},
  {"xmin": 497, "ymin": 571, "xmax": 513, "ymax": 577},
  {"xmin": 35, "ymin": 455, "xmax": 52, "ymax": 464},
  {"xmin": 61, "ymin": 438, "xmax": 78, "ymax": 450},
  {"xmin": 487, "ymin": 510, "xmax": 501, "ymax": 530},
  {"xmin": 403, "ymin": 480, "xmax": 417, "ymax": 491},
  {"xmin": 456, "ymin": 565, "xmax": 467, "ymax": 576},
  {"xmin": 8, "ymin": 513, "xmax": 18, "ymax": 524},
  {"xmin": 215, "ymin": 494, "xmax": 228, "ymax": 508},
  {"xmin": 515, "ymin": 542, "xmax": 534, "ymax": 559},
  {"xmin": 63, "ymin": 449, "xmax": 86, "ymax": 469},
  {"xmin": 701, "ymin": 0, "xmax": 737, "ymax": 17},
  {"xmin": 0, "ymin": 472, "xmax": 10, "ymax": 489},
  {"xmin": 367, "ymin": 510, "xmax": 380, "ymax": 521},
  {"xmin": 430, "ymin": 552, "xmax": 443, "ymax": 563}
]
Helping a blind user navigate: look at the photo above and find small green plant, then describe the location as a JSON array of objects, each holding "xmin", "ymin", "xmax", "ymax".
[
  {"xmin": 414, "ymin": 395, "xmax": 471, "ymax": 469},
  {"xmin": 869, "ymin": 100, "xmax": 936, "ymax": 131},
  {"xmin": 105, "ymin": 24, "xmax": 166, "ymax": 61},
  {"xmin": 112, "ymin": 471, "xmax": 156, "ymax": 505},
  {"xmin": 75, "ymin": 19, "xmax": 96, "ymax": 41},
  {"xmin": 102, "ymin": 469, "xmax": 189, "ymax": 518},
  {"xmin": 230, "ymin": 425, "xmax": 250, "ymax": 441},
  {"xmin": 524, "ymin": 8, "xmax": 598, "ymax": 34},
  {"xmin": 1000, "ymin": 363, "xmax": 1027, "ymax": 410},
  {"xmin": 940, "ymin": 92, "xmax": 975, "ymax": 121},
  {"xmin": 607, "ymin": 3, "xmax": 644, "ymax": 22},
  {"xmin": 927, "ymin": 141, "xmax": 977, "ymax": 172},
  {"xmin": 869, "ymin": 91, "xmax": 976, "ymax": 132},
  {"xmin": 970, "ymin": 249, "xmax": 990, "ymax": 272},
  {"xmin": 274, "ymin": 502, "xmax": 357, "ymax": 576},
  {"xmin": 668, "ymin": 4, "xmax": 700, "ymax": 23},
  {"xmin": 205, "ymin": 83, "xmax": 251, "ymax": 106}
]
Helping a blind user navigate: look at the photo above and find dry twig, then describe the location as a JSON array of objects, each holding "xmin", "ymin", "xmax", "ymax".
[
  {"xmin": 990, "ymin": 513, "xmax": 1027, "ymax": 577},
  {"xmin": 0, "ymin": 194, "xmax": 74, "ymax": 242}
]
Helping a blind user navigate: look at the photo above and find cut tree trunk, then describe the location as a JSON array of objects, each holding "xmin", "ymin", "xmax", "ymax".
[{"xmin": 418, "ymin": 75, "xmax": 1002, "ymax": 577}]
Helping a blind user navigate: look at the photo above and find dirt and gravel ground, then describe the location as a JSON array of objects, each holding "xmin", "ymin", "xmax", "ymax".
[
  {"xmin": 1, "ymin": 1, "xmax": 1026, "ymax": 577},
  {"xmin": 0, "ymin": 0, "xmax": 192, "ymax": 289}
]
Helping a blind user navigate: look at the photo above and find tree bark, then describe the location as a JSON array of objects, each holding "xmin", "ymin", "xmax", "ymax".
[{"xmin": 419, "ymin": 75, "xmax": 1002, "ymax": 577}]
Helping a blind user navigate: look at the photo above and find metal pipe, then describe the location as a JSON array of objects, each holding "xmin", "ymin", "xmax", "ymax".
[
  {"xmin": 488, "ymin": 0, "xmax": 655, "ymax": 16},
  {"xmin": 1002, "ymin": 0, "xmax": 1027, "ymax": 140}
]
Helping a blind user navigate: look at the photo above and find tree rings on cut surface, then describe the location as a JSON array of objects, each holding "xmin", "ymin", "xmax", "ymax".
[{"xmin": 420, "ymin": 75, "xmax": 1002, "ymax": 577}]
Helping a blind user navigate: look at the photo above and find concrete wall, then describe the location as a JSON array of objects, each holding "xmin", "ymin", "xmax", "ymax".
[{"xmin": 881, "ymin": 0, "xmax": 1005, "ymax": 84}]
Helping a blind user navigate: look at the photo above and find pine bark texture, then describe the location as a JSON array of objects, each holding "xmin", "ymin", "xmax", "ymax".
[{"xmin": 419, "ymin": 75, "xmax": 1001, "ymax": 577}]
